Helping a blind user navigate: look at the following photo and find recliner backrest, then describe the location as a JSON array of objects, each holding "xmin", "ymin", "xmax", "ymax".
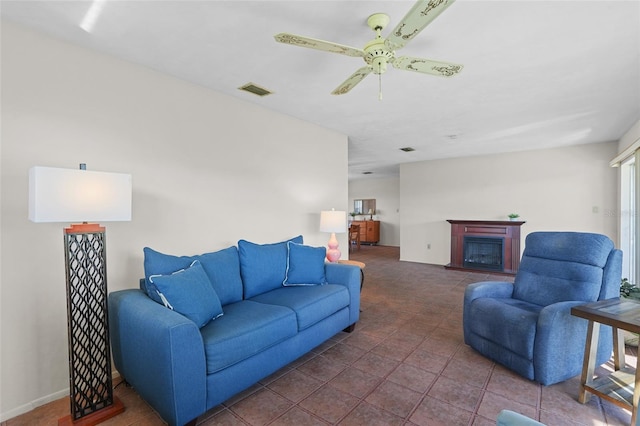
[
  {"xmin": 601, "ymin": 248, "xmax": 623, "ymax": 300},
  {"xmin": 513, "ymin": 232, "xmax": 615, "ymax": 306}
]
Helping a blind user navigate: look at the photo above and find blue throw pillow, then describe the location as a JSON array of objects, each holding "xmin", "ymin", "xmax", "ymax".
[
  {"xmin": 149, "ymin": 260, "xmax": 223, "ymax": 328},
  {"xmin": 238, "ymin": 235, "xmax": 303, "ymax": 298},
  {"xmin": 283, "ymin": 242, "xmax": 327, "ymax": 286},
  {"xmin": 143, "ymin": 246, "xmax": 243, "ymax": 305}
]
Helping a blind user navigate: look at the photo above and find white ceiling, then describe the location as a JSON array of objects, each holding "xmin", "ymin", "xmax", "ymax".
[{"xmin": 2, "ymin": 1, "xmax": 639, "ymax": 180}]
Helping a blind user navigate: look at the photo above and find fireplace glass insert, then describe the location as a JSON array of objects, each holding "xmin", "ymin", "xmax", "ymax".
[{"xmin": 463, "ymin": 236, "xmax": 504, "ymax": 271}]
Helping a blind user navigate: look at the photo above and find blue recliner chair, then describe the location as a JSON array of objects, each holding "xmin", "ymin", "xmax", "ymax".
[{"xmin": 463, "ymin": 231, "xmax": 622, "ymax": 385}]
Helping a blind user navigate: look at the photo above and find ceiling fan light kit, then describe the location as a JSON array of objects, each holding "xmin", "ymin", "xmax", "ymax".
[{"xmin": 274, "ymin": 0, "xmax": 463, "ymax": 99}]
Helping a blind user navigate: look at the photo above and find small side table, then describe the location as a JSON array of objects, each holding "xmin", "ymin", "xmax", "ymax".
[
  {"xmin": 337, "ymin": 260, "xmax": 365, "ymax": 290},
  {"xmin": 571, "ymin": 298, "xmax": 640, "ymax": 425}
]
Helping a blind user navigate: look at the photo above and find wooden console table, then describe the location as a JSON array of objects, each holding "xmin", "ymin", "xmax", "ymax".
[
  {"xmin": 350, "ymin": 220, "xmax": 380, "ymax": 245},
  {"xmin": 571, "ymin": 298, "xmax": 640, "ymax": 425}
]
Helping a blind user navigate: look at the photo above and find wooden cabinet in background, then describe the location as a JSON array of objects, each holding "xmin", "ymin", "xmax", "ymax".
[{"xmin": 351, "ymin": 220, "xmax": 380, "ymax": 244}]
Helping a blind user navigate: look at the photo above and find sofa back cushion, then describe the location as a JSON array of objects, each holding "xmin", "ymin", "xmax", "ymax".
[
  {"xmin": 238, "ymin": 235, "xmax": 303, "ymax": 298},
  {"xmin": 148, "ymin": 260, "xmax": 224, "ymax": 328},
  {"xmin": 143, "ymin": 246, "xmax": 243, "ymax": 305},
  {"xmin": 513, "ymin": 232, "xmax": 614, "ymax": 306},
  {"xmin": 283, "ymin": 242, "xmax": 327, "ymax": 286}
]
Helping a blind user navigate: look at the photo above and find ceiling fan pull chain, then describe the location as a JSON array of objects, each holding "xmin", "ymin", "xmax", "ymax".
[{"xmin": 378, "ymin": 63, "xmax": 383, "ymax": 101}]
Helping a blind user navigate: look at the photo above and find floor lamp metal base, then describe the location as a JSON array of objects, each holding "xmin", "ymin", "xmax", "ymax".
[
  {"xmin": 62, "ymin": 224, "xmax": 123, "ymax": 424},
  {"xmin": 58, "ymin": 396, "xmax": 125, "ymax": 426}
]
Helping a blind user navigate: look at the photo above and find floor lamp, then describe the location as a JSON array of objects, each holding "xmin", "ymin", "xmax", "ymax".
[
  {"xmin": 29, "ymin": 165, "xmax": 131, "ymax": 425},
  {"xmin": 319, "ymin": 209, "xmax": 347, "ymax": 262}
]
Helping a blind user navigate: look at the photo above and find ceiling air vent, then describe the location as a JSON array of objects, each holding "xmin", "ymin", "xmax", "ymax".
[
  {"xmin": 238, "ymin": 82, "xmax": 273, "ymax": 97},
  {"xmin": 400, "ymin": 147, "xmax": 415, "ymax": 152}
]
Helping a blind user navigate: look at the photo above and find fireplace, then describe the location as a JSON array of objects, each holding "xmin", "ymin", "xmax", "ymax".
[
  {"xmin": 446, "ymin": 220, "xmax": 525, "ymax": 275},
  {"xmin": 464, "ymin": 236, "xmax": 504, "ymax": 271}
]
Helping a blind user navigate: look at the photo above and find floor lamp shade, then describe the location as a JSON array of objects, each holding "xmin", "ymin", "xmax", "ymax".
[
  {"xmin": 29, "ymin": 166, "xmax": 132, "ymax": 223},
  {"xmin": 28, "ymin": 166, "xmax": 130, "ymax": 424},
  {"xmin": 320, "ymin": 209, "xmax": 347, "ymax": 262}
]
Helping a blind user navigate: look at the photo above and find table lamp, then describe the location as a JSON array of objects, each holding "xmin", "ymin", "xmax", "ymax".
[
  {"xmin": 29, "ymin": 164, "xmax": 131, "ymax": 425},
  {"xmin": 319, "ymin": 209, "xmax": 347, "ymax": 262}
]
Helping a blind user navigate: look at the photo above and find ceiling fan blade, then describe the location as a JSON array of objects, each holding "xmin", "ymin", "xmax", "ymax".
[
  {"xmin": 385, "ymin": 0, "xmax": 456, "ymax": 51},
  {"xmin": 274, "ymin": 33, "xmax": 364, "ymax": 58},
  {"xmin": 331, "ymin": 67, "xmax": 373, "ymax": 95},
  {"xmin": 393, "ymin": 56, "xmax": 462, "ymax": 77}
]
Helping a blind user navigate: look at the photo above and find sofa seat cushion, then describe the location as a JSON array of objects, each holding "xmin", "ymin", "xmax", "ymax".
[
  {"xmin": 200, "ymin": 300, "xmax": 297, "ymax": 374},
  {"xmin": 468, "ymin": 297, "xmax": 543, "ymax": 359},
  {"xmin": 250, "ymin": 284, "xmax": 349, "ymax": 331}
]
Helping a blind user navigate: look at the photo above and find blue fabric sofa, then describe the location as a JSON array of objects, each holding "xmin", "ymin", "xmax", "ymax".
[
  {"xmin": 108, "ymin": 236, "xmax": 360, "ymax": 426},
  {"xmin": 463, "ymin": 232, "xmax": 622, "ymax": 385}
]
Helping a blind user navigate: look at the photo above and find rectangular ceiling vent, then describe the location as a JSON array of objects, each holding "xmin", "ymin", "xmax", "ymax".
[
  {"xmin": 400, "ymin": 147, "xmax": 415, "ymax": 152},
  {"xmin": 238, "ymin": 83, "xmax": 273, "ymax": 97}
]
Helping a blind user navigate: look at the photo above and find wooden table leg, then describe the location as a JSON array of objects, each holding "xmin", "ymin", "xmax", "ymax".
[
  {"xmin": 579, "ymin": 320, "xmax": 600, "ymax": 404},
  {"xmin": 632, "ymin": 350, "xmax": 640, "ymax": 426},
  {"xmin": 613, "ymin": 326, "xmax": 626, "ymax": 371}
]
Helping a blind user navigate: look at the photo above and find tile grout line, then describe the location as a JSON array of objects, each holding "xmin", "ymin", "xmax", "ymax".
[
  {"xmin": 536, "ymin": 374, "xmax": 543, "ymax": 422},
  {"xmin": 259, "ymin": 326, "xmax": 389, "ymax": 425},
  {"xmin": 400, "ymin": 328, "xmax": 468, "ymax": 425},
  {"xmin": 469, "ymin": 360, "xmax": 498, "ymax": 425},
  {"xmin": 331, "ymin": 326, "xmax": 419, "ymax": 424}
]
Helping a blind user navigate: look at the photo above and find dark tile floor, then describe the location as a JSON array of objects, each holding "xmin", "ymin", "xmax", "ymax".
[{"xmin": 4, "ymin": 245, "xmax": 634, "ymax": 425}]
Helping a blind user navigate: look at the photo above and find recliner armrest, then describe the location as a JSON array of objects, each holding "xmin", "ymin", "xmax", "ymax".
[
  {"xmin": 463, "ymin": 281, "xmax": 514, "ymax": 344},
  {"xmin": 464, "ymin": 281, "xmax": 514, "ymax": 301},
  {"xmin": 534, "ymin": 300, "xmax": 611, "ymax": 385}
]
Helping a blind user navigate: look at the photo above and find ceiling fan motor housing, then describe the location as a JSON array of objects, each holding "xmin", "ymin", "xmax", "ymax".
[{"xmin": 364, "ymin": 39, "xmax": 394, "ymax": 74}]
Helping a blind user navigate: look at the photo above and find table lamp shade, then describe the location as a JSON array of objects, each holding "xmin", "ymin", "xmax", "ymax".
[
  {"xmin": 29, "ymin": 166, "xmax": 132, "ymax": 223},
  {"xmin": 319, "ymin": 209, "xmax": 346, "ymax": 263},
  {"xmin": 319, "ymin": 210, "xmax": 347, "ymax": 233}
]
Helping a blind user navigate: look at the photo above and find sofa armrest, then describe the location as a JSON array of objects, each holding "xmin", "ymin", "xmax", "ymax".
[
  {"xmin": 463, "ymin": 281, "xmax": 514, "ymax": 343},
  {"xmin": 535, "ymin": 300, "xmax": 612, "ymax": 385},
  {"xmin": 324, "ymin": 263, "xmax": 361, "ymax": 326},
  {"xmin": 109, "ymin": 289, "xmax": 207, "ymax": 426}
]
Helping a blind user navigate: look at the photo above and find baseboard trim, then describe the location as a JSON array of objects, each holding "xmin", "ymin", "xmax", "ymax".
[
  {"xmin": 0, "ymin": 372, "xmax": 121, "ymax": 422},
  {"xmin": 0, "ymin": 388, "xmax": 69, "ymax": 422}
]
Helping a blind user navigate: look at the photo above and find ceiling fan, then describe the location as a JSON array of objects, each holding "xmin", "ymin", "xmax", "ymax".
[{"xmin": 274, "ymin": 0, "xmax": 463, "ymax": 99}]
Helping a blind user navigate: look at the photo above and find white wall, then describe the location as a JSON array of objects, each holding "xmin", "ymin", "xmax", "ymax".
[
  {"xmin": 0, "ymin": 22, "xmax": 349, "ymax": 420},
  {"xmin": 348, "ymin": 176, "xmax": 400, "ymax": 246},
  {"xmin": 400, "ymin": 142, "xmax": 619, "ymax": 264}
]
